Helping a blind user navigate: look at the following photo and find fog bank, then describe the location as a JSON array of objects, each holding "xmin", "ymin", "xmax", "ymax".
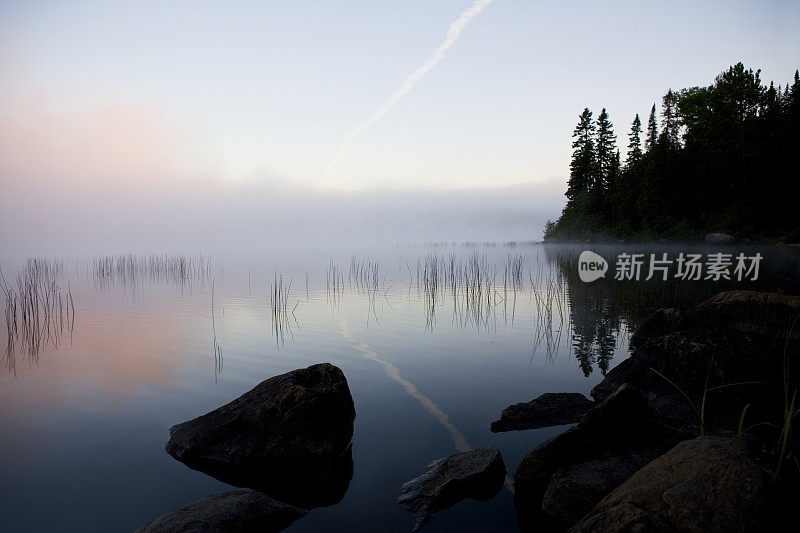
[{"xmin": 1, "ymin": 178, "xmax": 565, "ymax": 257}]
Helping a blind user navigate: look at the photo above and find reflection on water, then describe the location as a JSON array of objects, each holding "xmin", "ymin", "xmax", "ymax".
[
  {"xmin": 270, "ymin": 273, "xmax": 296, "ymax": 347},
  {"xmin": 1, "ymin": 243, "xmax": 799, "ymax": 532},
  {"xmin": 1, "ymin": 258, "xmax": 75, "ymax": 375},
  {"xmin": 211, "ymin": 278, "xmax": 223, "ymax": 383},
  {"xmin": 92, "ymin": 253, "xmax": 215, "ymax": 296},
  {"xmin": 339, "ymin": 317, "xmax": 470, "ymax": 453},
  {"xmin": 4, "ymin": 244, "xmax": 799, "ymax": 380}
]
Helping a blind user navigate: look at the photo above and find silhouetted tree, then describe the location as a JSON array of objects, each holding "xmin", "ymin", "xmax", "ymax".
[
  {"xmin": 566, "ymin": 108, "xmax": 597, "ymax": 200},
  {"xmin": 544, "ymin": 62, "xmax": 800, "ymax": 242},
  {"xmin": 596, "ymin": 108, "xmax": 617, "ymax": 189},
  {"xmin": 626, "ymin": 113, "xmax": 643, "ymax": 165},
  {"xmin": 645, "ymin": 104, "xmax": 658, "ymax": 150},
  {"xmin": 660, "ymin": 89, "xmax": 680, "ymax": 147}
]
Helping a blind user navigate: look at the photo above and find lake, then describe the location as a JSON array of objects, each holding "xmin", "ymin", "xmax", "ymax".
[{"xmin": 2, "ymin": 243, "xmax": 798, "ymax": 532}]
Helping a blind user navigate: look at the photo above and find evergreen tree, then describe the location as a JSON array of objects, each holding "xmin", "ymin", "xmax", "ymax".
[
  {"xmin": 607, "ymin": 149, "xmax": 621, "ymax": 199},
  {"xmin": 596, "ymin": 108, "xmax": 617, "ymax": 188},
  {"xmin": 545, "ymin": 63, "xmax": 799, "ymax": 242},
  {"xmin": 789, "ymin": 70, "xmax": 800, "ymax": 116},
  {"xmin": 626, "ymin": 113, "xmax": 643, "ymax": 165},
  {"xmin": 645, "ymin": 104, "xmax": 658, "ymax": 150},
  {"xmin": 660, "ymin": 89, "xmax": 680, "ymax": 147},
  {"xmin": 566, "ymin": 108, "xmax": 597, "ymax": 200},
  {"xmin": 762, "ymin": 81, "xmax": 779, "ymax": 116}
]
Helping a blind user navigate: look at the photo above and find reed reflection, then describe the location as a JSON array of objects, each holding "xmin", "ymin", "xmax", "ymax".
[{"xmin": 1, "ymin": 259, "xmax": 75, "ymax": 376}]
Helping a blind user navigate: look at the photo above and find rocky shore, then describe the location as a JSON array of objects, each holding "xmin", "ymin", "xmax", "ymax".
[
  {"xmin": 509, "ymin": 290, "xmax": 799, "ymax": 531},
  {"xmin": 135, "ymin": 290, "xmax": 798, "ymax": 531}
]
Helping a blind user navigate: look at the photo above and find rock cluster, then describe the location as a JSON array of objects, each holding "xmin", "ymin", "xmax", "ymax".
[{"xmin": 510, "ymin": 291, "xmax": 799, "ymax": 531}]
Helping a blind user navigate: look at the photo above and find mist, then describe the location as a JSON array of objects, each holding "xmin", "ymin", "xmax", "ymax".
[{"xmin": 0, "ymin": 177, "xmax": 565, "ymax": 257}]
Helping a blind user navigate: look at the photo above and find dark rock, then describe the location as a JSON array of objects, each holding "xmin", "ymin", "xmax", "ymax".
[
  {"xmin": 570, "ymin": 437, "xmax": 767, "ymax": 532},
  {"xmin": 541, "ymin": 448, "xmax": 663, "ymax": 528},
  {"xmin": 691, "ymin": 290, "xmax": 800, "ymax": 343},
  {"xmin": 165, "ymin": 363, "xmax": 356, "ymax": 508},
  {"xmin": 490, "ymin": 392, "xmax": 594, "ymax": 432},
  {"xmin": 134, "ymin": 491, "xmax": 306, "ymax": 533},
  {"xmin": 398, "ymin": 447, "xmax": 506, "ymax": 530},
  {"xmin": 514, "ymin": 385, "xmax": 682, "ymax": 530},
  {"xmin": 705, "ymin": 232, "xmax": 736, "ymax": 243},
  {"xmin": 629, "ymin": 307, "xmax": 695, "ymax": 349},
  {"xmin": 591, "ymin": 327, "xmax": 786, "ymax": 428}
]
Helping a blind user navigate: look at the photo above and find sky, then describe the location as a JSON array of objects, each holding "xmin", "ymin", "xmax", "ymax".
[{"xmin": 1, "ymin": 0, "xmax": 799, "ymax": 253}]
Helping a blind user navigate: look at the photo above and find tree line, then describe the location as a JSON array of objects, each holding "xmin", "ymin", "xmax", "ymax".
[{"xmin": 544, "ymin": 63, "xmax": 800, "ymax": 241}]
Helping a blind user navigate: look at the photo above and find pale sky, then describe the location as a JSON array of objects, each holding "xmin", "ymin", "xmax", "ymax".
[{"xmin": 1, "ymin": 1, "xmax": 798, "ymax": 251}]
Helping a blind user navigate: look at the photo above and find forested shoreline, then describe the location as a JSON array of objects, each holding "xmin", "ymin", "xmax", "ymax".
[{"xmin": 544, "ymin": 63, "xmax": 800, "ymax": 242}]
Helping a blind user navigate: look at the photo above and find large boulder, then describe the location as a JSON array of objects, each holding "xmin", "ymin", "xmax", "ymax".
[
  {"xmin": 570, "ymin": 437, "xmax": 767, "ymax": 532},
  {"xmin": 490, "ymin": 392, "xmax": 594, "ymax": 432},
  {"xmin": 691, "ymin": 290, "xmax": 800, "ymax": 343},
  {"xmin": 541, "ymin": 448, "xmax": 662, "ymax": 528},
  {"xmin": 134, "ymin": 491, "xmax": 306, "ymax": 533},
  {"xmin": 165, "ymin": 363, "xmax": 356, "ymax": 508},
  {"xmin": 398, "ymin": 447, "xmax": 506, "ymax": 531},
  {"xmin": 592, "ymin": 327, "xmax": 785, "ymax": 429},
  {"xmin": 514, "ymin": 385, "xmax": 682, "ymax": 530},
  {"xmin": 705, "ymin": 232, "xmax": 736, "ymax": 243},
  {"xmin": 629, "ymin": 307, "xmax": 695, "ymax": 349}
]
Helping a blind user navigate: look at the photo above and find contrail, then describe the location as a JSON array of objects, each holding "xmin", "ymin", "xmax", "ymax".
[{"xmin": 324, "ymin": 0, "xmax": 496, "ymax": 176}]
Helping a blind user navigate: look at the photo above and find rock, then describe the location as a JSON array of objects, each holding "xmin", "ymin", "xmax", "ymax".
[
  {"xmin": 398, "ymin": 447, "xmax": 506, "ymax": 530},
  {"xmin": 165, "ymin": 363, "xmax": 356, "ymax": 508},
  {"xmin": 591, "ymin": 327, "xmax": 785, "ymax": 428},
  {"xmin": 691, "ymin": 290, "xmax": 800, "ymax": 343},
  {"xmin": 541, "ymin": 448, "xmax": 663, "ymax": 528},
  {"xmin": 134, "ymin": 491, "xmax": 306, "ymax": 533},
  {"xmin": 570, "ymin": 437, "xmax": 767, "ymax": 532},
  {"xmin": 514, "ymin": 385, "xmax": 681, "ymax": 530},
  {"xmin": 705, "ymin": 232, "xmax": 736, "ymax": 243},
  {"xmin": 490, "ymin": 392, "xmax": 594, "ymax": 432},
  {"xmin": 629, "ymin": 307, "xmax": 695, "ymax": 349}
]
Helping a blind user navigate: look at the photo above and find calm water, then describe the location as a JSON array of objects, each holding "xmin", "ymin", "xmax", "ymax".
[{"xmin": 1, "ymin": 243, "xmax": 798, "ymax": 532}]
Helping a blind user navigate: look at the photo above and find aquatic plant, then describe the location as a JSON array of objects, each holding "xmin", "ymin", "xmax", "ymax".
[{"xmin": 1, "ymin": 259, "xmax": 74, "ymax": 375}]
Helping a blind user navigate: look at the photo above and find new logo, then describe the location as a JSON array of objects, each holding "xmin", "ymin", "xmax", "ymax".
[{"xmin": 578, "ymin": 251, "xmax": 608, "ymax": 282}]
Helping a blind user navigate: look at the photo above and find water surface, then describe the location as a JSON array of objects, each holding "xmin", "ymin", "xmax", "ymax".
[{"xmin": 1, "ymin": 243, "xmax": 797, "ymax": 532}]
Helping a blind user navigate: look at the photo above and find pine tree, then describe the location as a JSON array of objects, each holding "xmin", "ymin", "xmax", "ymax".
[
  {"xmin": 626, "ymin": 113, "xmax": 643, "ymax": 165},
  {"xmin": 566, "ymin": 108, "xmax": 596, "ymax": 200},
  {"xmin": 645, "ymin": 104, "xmax": 658, "ymax": 150},
  {"xmin": 608, "ymin": 149, "xmax": 621, "ymax": 198},
  {"xmin": 660, "ymin": 89, "xmax": 680, "ymax": 147},
  {"xmin": 596, "ymin": 108, "xmax": 617, "ymax": 189},
  {"xmin": 789, "ymin": 70, "xmax": 800, "ymax": 116}
]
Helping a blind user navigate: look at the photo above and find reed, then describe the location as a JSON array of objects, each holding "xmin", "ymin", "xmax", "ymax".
[
  {"xmin": 92, "ymin": 253, "xmax": 213, "ymax": 294},
  {"xmin": 1, "ymin": 259, "xmax": 74, "ymax": 375},
  {"xmin": 270, "ymin": 273, "xmax": 294, "ymax": 346}
]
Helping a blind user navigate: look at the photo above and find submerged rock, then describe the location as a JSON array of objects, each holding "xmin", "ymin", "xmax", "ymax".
[
  {"xmin": 571, "ymin": 437, "xmax": 767, "ymax": 532},
  {"xmin": 490, "ymin": 392, "xmax": 594, "ymax": 432},
  {"xmin": 398, "ymin": 447, "xmax": 506, "ymax": 530},
  {"xmin": 134, "ymin": 491, "xmax": 306, "ymax": 533},
  {"xmin": 705, "ymin": 232, "xmax": 736, "ymax": 243},
  {"xmin": 165, "ymin": 362, "xmax": 356, "ymax": 508}
]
